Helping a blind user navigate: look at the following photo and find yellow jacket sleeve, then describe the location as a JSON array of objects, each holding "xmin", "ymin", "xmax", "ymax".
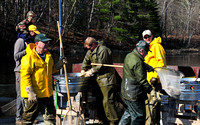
[
  {"xmin": 145, "ymin": 37, "xmax": 167, "ymax": 83},
  {"xmin": 21, "ymin": 54, "xmax": 34, "ymax": 87}
]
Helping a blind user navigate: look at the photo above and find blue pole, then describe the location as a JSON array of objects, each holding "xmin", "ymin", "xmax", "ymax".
[{"xmin": 59, "ymin": 0, "xmax": 63, "ymax": 75}]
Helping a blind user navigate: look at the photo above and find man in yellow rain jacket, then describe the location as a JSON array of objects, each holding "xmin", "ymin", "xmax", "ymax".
[
  {"xmin": 143, "ymin": 30, "xmax": 167, "ymax": 125},
  {"xmin": 20, "ymin": 33, "xmax": 66, "ymax": 125}
]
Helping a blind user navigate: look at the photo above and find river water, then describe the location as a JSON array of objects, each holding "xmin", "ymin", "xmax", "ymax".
[{"xmin": 1, "ymin": 52, "xmax": 200, "ymax": 85}]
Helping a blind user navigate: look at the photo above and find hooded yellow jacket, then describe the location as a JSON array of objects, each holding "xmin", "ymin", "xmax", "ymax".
[
  {"xmin": 144, "ymin": 37, "xmax": 167, "ymax": 83},
  {"xmin": 20, "ymin": 43, "xmax": 58, "ymax": 98}
]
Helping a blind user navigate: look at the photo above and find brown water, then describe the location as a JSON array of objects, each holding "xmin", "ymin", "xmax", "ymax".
[{"xmin": 166, "ymin": 54, "xmax": 200, "ymax": 67}]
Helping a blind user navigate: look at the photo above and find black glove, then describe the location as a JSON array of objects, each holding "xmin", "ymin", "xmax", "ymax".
[
  {"xmin": 150, "ymin": 77, "xmax": 157, "ymax": 85},
  {"xmin": 62, "ymin": 57, "xmax": 68, "ymax": 64},
  {"xmin": 144, "ymin": 63, "xmax": 154, "ymax": 72},
  {"xmin": 149, "ymin": 66, "xmax": 154, "ymax": 72},
  {"xmin": 55, "ymin": 57, "xmax": 67, "ymax": 70}
]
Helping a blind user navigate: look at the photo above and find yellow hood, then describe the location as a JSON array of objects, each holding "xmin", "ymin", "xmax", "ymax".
[
  {"xmin": 150, "ymin": 36, "xmax": 162, "ymax": 45},
  {"xmin": 26, "ymin": 43, "xmax": 36, "ymax": 54}
]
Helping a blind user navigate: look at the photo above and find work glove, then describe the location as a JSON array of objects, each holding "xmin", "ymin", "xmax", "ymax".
[
  {"xmin": 80, "ymin": 70, "xmax": 86, "ymax": 77},
  {"xmin": 55, "ymin": 57, "xmax": 67, "ymax": 70},
  {"xmin": 149, "ymin": 89, "xmax": 159, "ymax": 105},
  {"xmin": 26, "ymin": 86, "xmax": 37, "ymax": 103},
  {"xmin": 85, "ymin": 68, "xmax": 94, "ymax": 77}
]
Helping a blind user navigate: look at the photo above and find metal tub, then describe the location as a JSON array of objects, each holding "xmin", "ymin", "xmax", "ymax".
[
  {"xmin": 180, "ymin": 84, "xmax": 200, "ymax": 90},
  {"xmin": 181, "ymin": 78, "xmax": 200, "ymax": 83},
  {"xmin": 179, "ymin": 78, "xmax": 200, "ymax": 100},
  {"xmin": 53, "ymin": 73, "xmax": 90, "ymax": 94},
  {"xmin": 179, "ymin": 90, "xmax": 200, "ymax": 101}
]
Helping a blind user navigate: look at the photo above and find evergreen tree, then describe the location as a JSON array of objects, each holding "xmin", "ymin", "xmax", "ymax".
[{"xmin": 96, "ymin": 0, "xmax": 161, "ymax": 45}]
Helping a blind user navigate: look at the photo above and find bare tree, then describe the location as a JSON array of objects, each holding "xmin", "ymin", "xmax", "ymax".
[{"xmin": 156, "ymin": 0, "xmax": 200, "ymax": 48}]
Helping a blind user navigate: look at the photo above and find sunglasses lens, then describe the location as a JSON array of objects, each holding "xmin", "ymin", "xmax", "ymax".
[{"xmin": 144, "ymin": 35, "xmax": 150, "ymax": 39}]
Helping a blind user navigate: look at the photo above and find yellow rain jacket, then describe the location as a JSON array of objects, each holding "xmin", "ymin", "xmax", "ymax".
[
  {"xmin": 144, "ymin": 37, "xmax": 167, "ymax": 84},
  {"xmin": 20, "ymin": 43, "xmax": 58, "ymax": 98}
]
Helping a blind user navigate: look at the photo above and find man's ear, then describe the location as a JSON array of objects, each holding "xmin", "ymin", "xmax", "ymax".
[
  {"xmin": 141, "ymin": 49, "xmax": 145, "ymax": 54},
  {"xmin": 35, "ymin": 42, "xmax": 38, "ymax": 45}
]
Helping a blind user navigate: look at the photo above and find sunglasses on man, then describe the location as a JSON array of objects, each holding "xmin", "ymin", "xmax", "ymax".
[{"xmin": 144, "ymin": 35, "xmax": 151, "ymax": 39}]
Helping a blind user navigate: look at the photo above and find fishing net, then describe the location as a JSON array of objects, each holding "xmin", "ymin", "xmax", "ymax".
[
  {"xmin": 155, "ymin": 67, "xmax": 184, "ymax": 99},
  {"xmin": 62, "ymin": 109, "xmax": 85, "ymax": 125}
]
